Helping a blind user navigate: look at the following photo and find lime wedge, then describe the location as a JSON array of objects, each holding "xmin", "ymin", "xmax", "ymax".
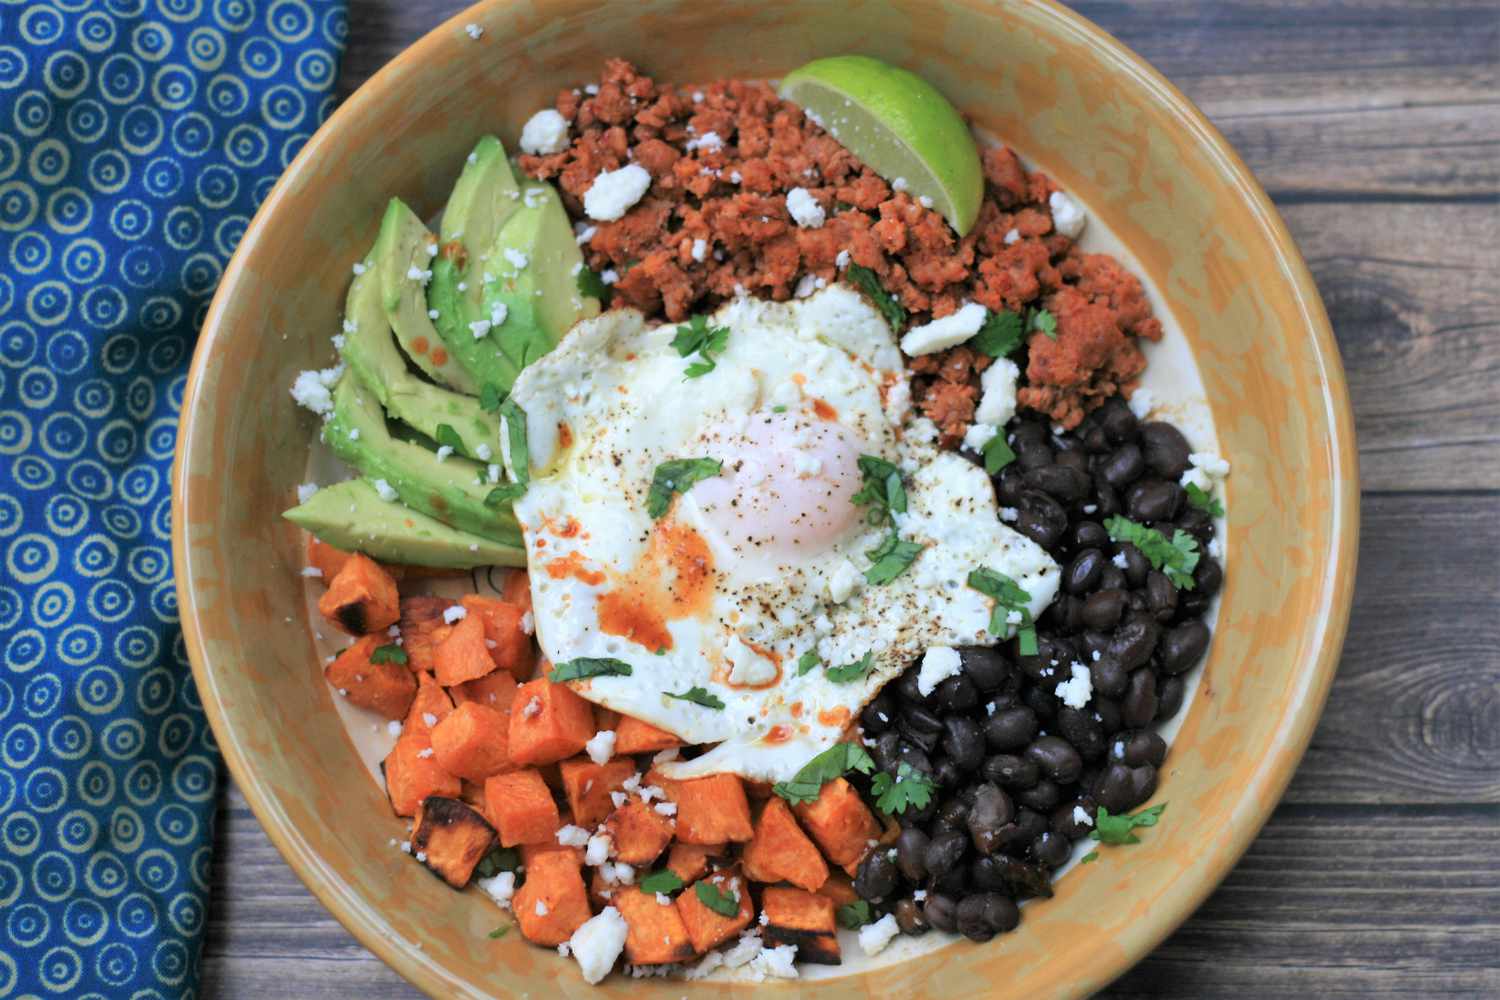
[{"xmin": 779, "ymin": 55, "xmax": 984, "ymax": 236}]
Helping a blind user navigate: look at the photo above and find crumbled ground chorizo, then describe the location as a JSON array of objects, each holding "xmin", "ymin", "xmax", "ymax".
[{"xmin": 519, "ymin": 59, "xmax": 1163, "ymax": 437}]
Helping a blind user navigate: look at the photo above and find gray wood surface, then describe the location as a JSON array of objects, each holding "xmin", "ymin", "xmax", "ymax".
[{"xmin": 200, "ymin": 1, "xmax": 1500, "ymax": 996}]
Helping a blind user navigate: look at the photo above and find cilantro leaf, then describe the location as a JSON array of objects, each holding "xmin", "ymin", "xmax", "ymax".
[
  {"xmin": 370, "ymin": 644, "xmax": 407, "ymax": 666},
  {"xmin": 970, "ymin": 309, "xmax": 1024, "ymax": 358},
  {"xmin": 1080, "ymin": 851, "xmax": 1100, "ymax": 864},
  {"xmin": 498, "ymin": 398, "xmax": 529, "ymax": 487},
  {"xmin": 487, "ymin": 924, "xmax": 510, "ymax": 939},
  {"xmin": 670, "ymin": 315, "xmax": 730, "ymax": 379},
  {"xmin": 836, "ymin": 900, "xmax": 873, "ymax": 929},
  {"xmin": 549, "ymin": 657, "xmax": 633, "ymax": 683},
  {"xmin": 772, "ymin": 742, "xmax": 876, "ymax": 805},
  {"xmin": 1104, "ymin": 516, "xmax": 1200, "ymax": 589},
  {"xmin": 695, "ymin": 881, "xmax": 740, "ymax": 917},
  {"xmin": 864, "ymin": 532, "xmax": 924, "ymax": 585},
  {"xmin": 479, "ymin": 383, "xmax": 503, "ymax": 412},
  {"xmin": 1028, "ymin": 307, "xmax": 1058, "ymax": 339},
  {"xmin": 846, "ymin": 262, "xmax": 907, "ymax": 332},
  {"xmin": 576, "ymin": 265, "xmax": 611, "ymax": 306},
  {"xmin": 484, "ymin": 483, "xmax": 527, "ymax": 508},
  {"xmin": 982, "ymin": 433, "xmax": 1016, "ymax": 475},
  {"xmin": 666, "ymin": 686, "xmax": 725, "ymax": 710},
  {"xmin": 1185, "ymin": 482, "xmax": 1225, "ymax": 518},
  {"xmin": 646, "ymin": 457, "xmax": 723, "ymax": 519},
  {"xmin": 1090, "ymin": 802, "xmax": 1168, "ymax": 845},
  {"xmin": 638, "ymin": 869, "xmax": 685, "ymax": 894},
  {"xmin": 852, "ymin": 454, "xmax": 906, "ymax": 525},
  {"xmin": 434, "ymin": 423, "xmax": 465, "ymax": 452},
  {"xmin": 796, "ymin": 650, "xmax": 821, "ymax": 676},
  {"xmin": 825, "ymin": 651, "xmax": 875, "ymax": 683},
  {"xmin": 871, "ymin": 761, "xmax": 936, "ymax": 816},
  {"xmin": 474, "ymin": 846, "xmax": 519, "ymax": 878},
  {"xmin": 967, "ymin": 566, "xmax": 1037, "ymax": 654}
]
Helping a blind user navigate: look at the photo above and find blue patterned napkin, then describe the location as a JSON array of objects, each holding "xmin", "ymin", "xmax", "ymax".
[{"xmin": 0, "ymin": 2, "xmax": 345, "ymax": 994}]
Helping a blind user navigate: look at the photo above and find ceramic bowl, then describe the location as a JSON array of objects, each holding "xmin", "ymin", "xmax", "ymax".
[{"xmin": 174, "ymin": 1, "xmax": 1358, "ymax": 996}]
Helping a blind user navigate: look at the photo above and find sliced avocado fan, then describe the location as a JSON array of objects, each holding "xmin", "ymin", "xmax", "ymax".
[
  {"xmin": 340, "ymin": 257, "xmax": 500, "ymax": 460},
  {"xmin": 283, "ymin": 479, "xmax": 524, "ymax": 569},
  {"xmin": 322, "ymin": 372, "xmax": 522, "ymax": 546}
]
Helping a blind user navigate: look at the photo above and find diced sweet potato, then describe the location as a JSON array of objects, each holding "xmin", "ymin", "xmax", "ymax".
[
  {"xmin": 459, "ymin": 780, "xmax": 487, "ymax": 810},
  {"xmin": 614, "ymin": 885, "xmax": 696, "ymax": 965},
  {"xmin": 453, "ymin": 669, "xmax": 518, "ymax": 712},
  {"xmin": 460, "ymin": 595, "xmax": 535, "ymax": 680},
  {"xmin": 306, "ymin": 534, "xmax": 355, "ymax": 580},
  {"xmin": 383, "ymin": 730, "xmax": 460, "ymax": 818},
  {"xmin": 432, "ymin": 613, "xmax": 495, "ymax": 687},
  {"xmin": 587, "ymin": 866, "xmax": 616, "ymax": 909},
  {"xmin": 742, "ymin": 796, "xmax": 829, "ymax": 891},
  {"xmin": 483, "ymin": 769, "xmax": 560, "ymax": 847},
  {"xmin": 666, "ymin": 842, "xmax": 724, "ymax": 884},
  {"xmin": 761, "ymin": 886, "xmax": 841, "ymax": 965},
  {"xmin": 513, "ymin": 851, "xmax": 591, "ymax": 946},
  {"xmin": 431, "ymin": 701, "xmax": 514, "ymax": 781},
  {"xmin": 398, "ymin": 595, "xmax": 457, "ymax": 673},
  {"xmin": 404, "ymin": 672, "xmax": 454, "ymax": 736},
  {"xmin": 743, "ymin": 779, "xmax": 775, "ymax": 801},
  {"xmin": 605, "ymin": 800, "xmax": 675, "ymax": 865},
  {"xmin": 559, "ymin": 758, "xmax": 637, "ymax": 827},
  {"xmin": 411, "ymin": 796, "xmax": 497, "ymax": 888},
  {"xmin": 676, "ymin": 868, "xmax": 754, "ymax": 953},
  {"xmin": 508, "ymin": 678, "xmax": 595, "ymax": 766},
  {"xmin": 324, "ymin": 635, "xmax": 416, "ymax": 720},
  {"xmin": 793, "ymin": 778, "xmax": 880, "ymax": 869},
  {"xmin": 521, "ymin": 839, "xmax": 584, "ymax": 869},
  {"xmin": 815, "ymin": 870, "xmax": 859, "ymax": 907},
  {"xmin": 647, "ymin": 770, "xmax": 753, "ymax": 844},
  {"xmin": 318, "ymin": 552, "xmax": 400, "ymax": 635},
  {"xmin": 501, "ymin": 569, "xmax": 532, "ymax": 613},
  {"xmin": 613, "ymin": 715, "xmax": 682, "ymax": 755}
]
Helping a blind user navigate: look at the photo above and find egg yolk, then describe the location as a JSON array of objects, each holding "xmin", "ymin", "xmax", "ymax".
[{"xmin": 688, "ymin": 408, "xmax": 863, "ymax": 563}]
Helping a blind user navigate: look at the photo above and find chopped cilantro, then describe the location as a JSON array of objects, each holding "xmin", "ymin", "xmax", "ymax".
[
  {"xmin": 497, "ymin": 398, "xmax": 529, "ymax": 487},
  {"xmin": 1104, "ymin": 516, "xmax": 1200, "ymax": 589},
  {"xmin": 695, "ymin": 881, "xmax": 740, "ymax": 917},
  {"xmin": 982, "ymin": 434, "xmax": 1017, "ymax": 475},
  {"xmin": 646, "ymin": 457, "xmax": 722, "ymax": 519},
  {"xmin": 1185, "ymin": 482, "xmax": 1225, "ymax": 518},
  {"xmin": 825, "ymin": 651, "xmax": 875, "ymax": 683},
  {"xmin": 474, "ymin": 846, "xmax": 519, "ymax": 878},
  {"xmin": 666, "ymin": 686, "xmax": 725, "ymax": 710},
  {"xmin": 1090, "ymin": 802, "xmax": 1168, "ymax": 845},
  {"xmin": 484, "ymin": 483, "xmax": 527, "ymax": 508},
  {"xmin": 670, "ymin": 314, "xmax": 730, "ymax": 379},
  {"xmin": 966, "ymin": 566, "xmax": 1037, "ymax": 654},
  {"xmin": 479, "ymin": 383, "xmax": 503, "ymax": 412},
  {"xmin": 370, "ymin": 644, "xmax": 407, "ymax": 666},
  {"xmin": 796, "ymin": 650, "xmax": 821, "ymax": 676},
  {"xmin": 1028, "ymin": 307, "xmax": 1058, "ymax": 339},
  {"xmin": 487, "ymin": 924, "xmax": 510, "ymax": 939},
  {"xmin": 846, "ymin": 263, "xmax": 907, "ymax": 332},
  {"xmin": 836, "ymin": 900, "xmax": 874, "ymax": 929},
  {"xmin": 772, "ymin": 742, "xmax": 875, "ymax": 805},
  {"xmin": 549, "ymin": 657, "xmax": 633, "ymax": 683},
  {"xmin": 576, "ymin": 265, "xmax": 611, "ymax": 306},
  {"xmin": 970, "ymin": 309, "xmax": 1024, "ymax": 358},
  {"xmin": 852, "ymin": 454, "xmax": 907, "ymax": 525},
  {"xmin": 638, "ymin": 869, "xmax": 685, "ymax": 894},
  {"xmin": 871, "ymin": 761, "xmax": 936, "ymax": 816},
  {"xmin": 864, "ymin": 532, "xmax": 924, "ymax": 585},
  {"xmin": 1080, "ymin": 851, "xmax": 1100, "ymax": 864},
  {"xmin": 434, "ymin": 423, "xmax": 465, "ymax": 452}
]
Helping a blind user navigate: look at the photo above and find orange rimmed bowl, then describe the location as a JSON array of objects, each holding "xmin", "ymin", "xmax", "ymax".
[{"xmin": 173, "ymin": 1, "xmax": 1358, "ymax": 996}]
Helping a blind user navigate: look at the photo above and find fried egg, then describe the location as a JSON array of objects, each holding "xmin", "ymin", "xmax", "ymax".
[{"xmin": 506, "ymin": 285, "xmax": 1059, "ymax": 782}]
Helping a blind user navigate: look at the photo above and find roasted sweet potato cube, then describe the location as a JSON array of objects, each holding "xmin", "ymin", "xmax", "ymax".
[
  {"xmin": 411, "ymin": 796, "xmax": 497, "ymax": 888},
  {"xmin": 605, "ymin": 800, "xmax": 675, "ymax": 865},
  {"xmin": 432, "ymin": 613, "xmax": 495, "ymax": 687},
  {"xmin": 513, "ymin": 851, "xmax": 591, "ymax": 946},
  {"xmin": 501, "ymin": 570, "xmax": 533, "ymax": 613},
  {"xmin": 508, "ymin": 678, "xmax": 595, "ymax": 765},
  {"xmin": 383, "ymin": 730, "xmax": 460, "ymax": 818},
  {"xmin": 613, "ymin": 715, "xmax": 682, "ymax": 755},
  {"xmin": 520, "ymin": 839, "xmax": 584, "ymax": 869},
  {"xmin": 306, "ymin": 534, "xmax": 355, "ymax": 581},
  {"xmin": 742, "ymin": 796, "xmax": 829, "ymax": 891},
  {"xmin": 667, "ymin": 842, "xmax": 725, "ymax": 884},
  {"xmin": 676, "ymin": 868, "xmax": 754, "ymax": 953},
  {"xmin": 815, "ymin": 870, "xmax": 859, "ymax": 907},
  {"xmin": 460, "ymin": 595, "xmax": 535, "ymax": 680},
  {"xmin": 459, "ymin": 780, "xmax": 487, "ymax": 810},
  {"xmin": 793, "ymin": 778, "xmax": 879, "ymax": 869},
  {"xmin": 761, "ymin": 886, "xmax": 841, "ymax": 965},
  {"xmin": 588, "ymin": 866, "xmax": 618, "ymax": 909},
  {"xmin": 559, "ymin": 758, "xmax": 637, "ymax": 828},
  {"xmin": 614, "ymin": 885, "xmax": 696, "ymax": 965},
  {"xmin": 317, "ymin": 552, "xmax": 400, "ymax": 635},
  {"xmin": 398, "ymin": 595, "xmax": 458, "ymax": 673},
  {"xmin": 483, "ymin": 769, "xmax": 560, "ymax": 846},
  {"xmin": 647, "ymin": 770, "xmax": 752, "ymax": 844},
  {"xmin": 431, "ymin": 701, "xmax": 514, "ymax": 781},
  {"xmin": 325, "ymin": 635, "xmax": 417, "ymax": 720},
  {"xmin": 404, "ymin": 672, "xmax": 454, "ymax": 735},
  {"xmin": 452, "ymin": 669, "xmax": 518, "ymax": 712}
]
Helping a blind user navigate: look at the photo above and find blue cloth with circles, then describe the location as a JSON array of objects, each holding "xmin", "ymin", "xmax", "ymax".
[{"xmin": 0, "ymin": 2, "xmax": 346, "ymax": 994}]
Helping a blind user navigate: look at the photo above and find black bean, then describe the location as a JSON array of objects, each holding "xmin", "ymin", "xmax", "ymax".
[
  {"xmin": 1108, "ymin": 619, "xmax": 1159, "ymax": 669},
  {"xmin": 1093, "ymin": 696, "xmax": 1122, "ymax": 736},
  {"xmin": 1017, "ymin": 443, "xmax": 1053, "ymax": 473},
  {"xmin": 935, "ymin": 797, "xmax": 971, "ymax": 833},
  {"xmin": 981, "ymin": 753, "xmax": 1039, "ymax": 790},
  {"xmin": 969, "ymin": 854, "xmax": 1010, "ymax": 892},
  {"xmin": 1140, "ymin": 422, "xmax": 1191, "ymax": 479},
  {"xmin": 1044, "ymin": 594, "xmax": 1085, "ymax": 634},
  {"xmin": 1176, "ymin": 505, "xmax": 1213, "ymax": 542},
  {"xmin": 1144, "ymin": 571, "xmax": 1178, "ymax": 622},
  {"xmin": 1194, "ymin": 556, "xmax": 1223, "ymax": 597},
  {"xmin": 1100, "ymin": 398, "xmax": 1139, "ymax": 443},
  {"xmin": 872, "ymin": 731, "xmax": 902, "ymax": 773},
  {"xmin": 966, "ymin": 784, "xmax": 1015, "ymax": 855},
  {"xmin": 995, "ymin": 464, "xmax": 1028, "ymax": 507},
  {"xmin": 1064, "ymin": 548, "xmax": 1105, "ymax": 595},
  {"xmin": 1056, "ymin": 706, "xmax": 1106, "ymax": 761},
  {"xmin": 1089, "ymin": 654, "xmax": 1128, "ymax": 698},
  {"xmin": 1098, "ymin": 564, "xmax": 1127, "ymax": 592},
  {"xmin": 930, "ymin": 864, "xmax": 968, "ymax": 895},
  {"xmin": 860, "ymin": 692, "xmax": 897, "ymax": 734},
  {"xmin": 1081, "ymin": 588, "xmax": 1127, "ymax": 630},
  {"xmin": 957, "ymin": 647, "xmax": 1009, "ymax": 693},
  {"xmin": 1011, "ymin": 808, "xmax": 1049, "ymax": 847},
  {"xmin": 1051, "ymin": 799, "xmax": 1096, "ymax": 839},
  {"xmin": 1017, "ymin": 778, "xmax": 1062, "ymax": 812},
  {"xmin": 1032, "ymin": 831, "xmax": 1071, "ymax": 869},
  {"xmin": 1082, "ymin": 423, "xmax": 1112, "ymax": 454},
  {"xmin": 1055, "ymin": 448, "xmax": 1090, "ymax": 477},
  {"xmin": 1080, "ymin": 630, "xmax": 1112, "ymax": 660},
  {"xmin": 1071, "ymin": 520, "xmax": 1109, "ymax": 551},
  {"xmin": 1025, "ymin": 464, "xmax": 1090, "ymax": 505},
  {"xmin": 1093, "ymin": 482, "xmax": 1122, "ymax": 517},
  {"xmin": 931, "ymin": 757, "xmax": 963, "ymax": 790},
  {"xmin": 923, "ymin": 893, "xmax": 959, "ymax": 933},
  {"xmin": 1160, "ymin": 621, "xmax": 1210, "ymax": 674},
  {"xmin": 942, "ymin": 717, "xmax": 986, "ymax": 772},
  {"xmin": 899, "ymin": 721, "xmax": 940, "ymax": 753},
  {"xmin": 1025, "ymin": 735, "xmax": 1083, "ymax": 784},
  {"xmin": 956, "ymin": 896, "xmax": 998, "ymax": 942},
  {"xmin": 1015, "ymin": 490, "xmax": 1069, "ymax": 549},
  {"xmin": 895, "ymin": 828, "xmax": 929, "ymax": 882},
  {"xmin": 902, "ymin": 703, "xmax": 944, "ymax": 736},
  {"xmin": 1021, "ymin": 684, "xmax": 1058, "ymax": 724},
  {"xmin": 989, "ymin": 858, "xmax": 1054, "ymax": 900},
  {"xmin": 1178, "ymin": 588, "xmax": 1211, "ymax": 618},
  {"xmin": 893, "ymin": 898, "xmax": 929, "ymax": 936},
  {"xmin": 924, "ymin": 830, "xmax": 969, "ymax": 877},
  {"xmin": 1116, "ymin": 543, "xmax": 1150, "ymax": 586},
  {"xmin": 1156, "ymin": 676, "xmax": 1186, "ymax": 721},
  {"xmin": 898, "ymin": 742, "xmax": 935, "ymax": 776},
  {"xmin": 1093, "ymin": 762, "xmax": 1135, "ymax": 813},
  {"xmin": 1101, "ymin": 443, "xmax": 1145, "ymax": 489},
  {"xmin": 1125, "ymin": 478, "xmax": 1182, "ymax": 523},
  {"xmin": 894, "ymin": 670, "xmax": 930, "ymax": 706},
  {"xmin": 1111, "ymin": 730, "xmax": 1167, "ymax": 767},
  {"xmin": 932, "ymin": 674, "xmax": 978, "ymax": 714},
  {"xmin": 1126, "ymin": 764, "xmax": 1158, "ymax": 810},
  {"xmin": 854, "ymin": 850, "xmax": 899, "ymax": 901},
  {"xmin": 984, "ymin": 706, "xmax": 1038, "ymax": 751},
  {"xmin": 1121, "ymin": 670, "xmax": 1158, "ymax": 728}
]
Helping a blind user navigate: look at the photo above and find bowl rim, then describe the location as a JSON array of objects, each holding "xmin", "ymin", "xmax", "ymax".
[{"xmin": 172, "ymin": 0, "xmax": 1359, "ymax": 995}]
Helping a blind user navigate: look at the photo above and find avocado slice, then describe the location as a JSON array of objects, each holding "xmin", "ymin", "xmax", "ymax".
[
  {"xmin": 284, "ymin": 479, "xmax": 523, "ymax": 568},
  {"xmin": 375, "ymin": 198, "xmax": 480, "ymax": 395},
  {"xmin": 340, "ymin": 248, "xmax": 499, "ymax": 460},
  {"xmin": 322, "ymin": 372, "xmax": 521, "ymax": 546}
]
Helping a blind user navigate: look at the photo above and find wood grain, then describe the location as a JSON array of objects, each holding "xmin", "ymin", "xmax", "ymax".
[{"xmin": 201, "ymin": 1, "xmax": 1500, "ymax": 997}]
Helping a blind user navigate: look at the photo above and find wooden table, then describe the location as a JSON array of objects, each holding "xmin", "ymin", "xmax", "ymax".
[{"xmin": 200, "ymin": 2, "xmax": 1500, "ymax": 995}]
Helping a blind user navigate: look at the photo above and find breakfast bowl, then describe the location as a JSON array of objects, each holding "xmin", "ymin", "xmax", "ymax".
[{"xmin": 172, "ymin": 0, "xmax": 1358, "ymax": 996}]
